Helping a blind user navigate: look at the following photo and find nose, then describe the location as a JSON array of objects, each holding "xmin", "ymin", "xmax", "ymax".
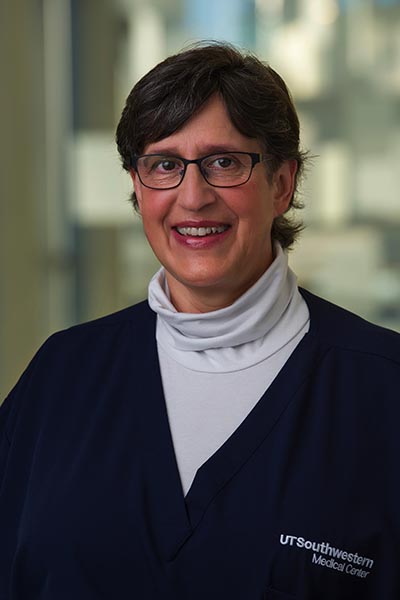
[{"xmin": 176, "ymin": 163, "xmax": 218, "ymax": 211}]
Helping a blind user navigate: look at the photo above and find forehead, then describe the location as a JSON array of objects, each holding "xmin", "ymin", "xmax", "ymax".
[{"xmin": 143, "ymin": 95, "xmax": 261, "ymax": 156}]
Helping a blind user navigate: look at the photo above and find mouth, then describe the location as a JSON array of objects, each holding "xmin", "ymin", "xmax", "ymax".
[{"xmin": 175, "ymin": 225, "xmax": 230, "ymax": 237}]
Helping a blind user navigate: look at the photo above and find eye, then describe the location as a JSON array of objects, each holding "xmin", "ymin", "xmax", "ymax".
[
  {"xmin": 152, "ymin": 158, "xmax": 181, "ymax": 172},
  {"xmin": 214, "ymin": 156, "xmax": 234, "ymax": 169},
  {"xmin": 161, "ymin": 160, "xmax": 178, "ymax": 171},
  {"xmin": 204, "ymin": 154, "xmax": 244, "ymax": 172}
]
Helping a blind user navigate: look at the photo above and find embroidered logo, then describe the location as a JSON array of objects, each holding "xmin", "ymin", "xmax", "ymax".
[{"xmin": 280, "ymin": 534, "xmax": 374, "ymax": 579}]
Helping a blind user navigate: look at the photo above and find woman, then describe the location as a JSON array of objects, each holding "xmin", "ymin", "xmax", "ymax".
[{"xmin": 1, "ymin": 43, "xmax": 399, "ymax": 600}]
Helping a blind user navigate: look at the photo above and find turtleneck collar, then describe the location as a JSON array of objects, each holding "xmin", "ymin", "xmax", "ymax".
[{"xmin": 147, "ymin": 243, "xmax": 310, "ymax": 372}]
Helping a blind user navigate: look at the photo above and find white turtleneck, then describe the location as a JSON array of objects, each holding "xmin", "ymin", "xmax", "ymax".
[{"xmin": 148, "ymin": 244, "xmax": 310, "ymax": 496}]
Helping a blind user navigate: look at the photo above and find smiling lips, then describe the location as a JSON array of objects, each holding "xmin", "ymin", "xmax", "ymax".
[{"xmin": 176, "ymin": 225, "xmax": 229, "ymax": 237}]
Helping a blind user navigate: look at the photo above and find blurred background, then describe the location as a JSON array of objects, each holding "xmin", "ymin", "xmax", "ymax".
[{"xmin": 1, "ymin": 0, "xmax": 400, "ymax": 399}]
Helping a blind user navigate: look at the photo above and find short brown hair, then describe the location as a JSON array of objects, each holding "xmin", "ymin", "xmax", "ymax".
[{"xmin": 116, "ymin": 42, "xmax": 309, "ymax": 248}]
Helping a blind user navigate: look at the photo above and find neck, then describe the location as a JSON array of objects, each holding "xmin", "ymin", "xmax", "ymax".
[
  {"xmin": 165, "ymin": 267, "xmax": 272, "ymax": 314},
  {"xmin": 147, "ymin": 243, "xmax": 311, "ymax": 372}
]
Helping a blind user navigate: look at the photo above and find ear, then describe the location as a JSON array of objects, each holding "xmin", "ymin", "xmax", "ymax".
[
  {"xmin": 129, "ymin": 168, "xmax": 143, "ymax": 211},
  {"xmin": 272, "ymin": 160, "xmax": 298, "ymax": 217}
]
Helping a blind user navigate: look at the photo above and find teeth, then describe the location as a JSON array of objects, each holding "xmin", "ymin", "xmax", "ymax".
[{"xmin": 176, "ymin": 225, "xmax": 228, "ymax": 236}]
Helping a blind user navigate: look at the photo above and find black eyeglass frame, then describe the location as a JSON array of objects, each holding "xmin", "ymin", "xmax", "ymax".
[{"xmin": 130, "ymin": 151, "xmax": 267, "ymax": 190}]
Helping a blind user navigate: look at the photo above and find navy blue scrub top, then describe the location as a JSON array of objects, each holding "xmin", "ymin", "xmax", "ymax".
[{"xmin": 0, "ymin": 289, "xmax": 400, "ymax": 599}]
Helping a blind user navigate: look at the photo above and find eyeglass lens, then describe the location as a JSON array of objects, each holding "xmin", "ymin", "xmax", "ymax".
[{"xmin": 137, "ymin": 153, "xmax": 254, "ymax": 189}]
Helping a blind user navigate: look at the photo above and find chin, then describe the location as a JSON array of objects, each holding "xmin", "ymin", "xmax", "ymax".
[
  {"xmin": 169, "ymin": 266, "xmax": 230, "ymax": 288},
  {"xmin": 179, "ymin": 273, "xmax": 227, "ymax": 289}
]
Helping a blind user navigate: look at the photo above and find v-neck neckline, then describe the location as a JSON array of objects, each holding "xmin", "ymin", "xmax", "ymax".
[{"xmin": 134, "ymin": 289, "xmax": 326, "ymax": 561}]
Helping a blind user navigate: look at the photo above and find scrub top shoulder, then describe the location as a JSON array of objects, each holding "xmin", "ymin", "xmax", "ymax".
[{"xmin": 1, "ymin": 291, "xmax": 400, "ymax": 600}]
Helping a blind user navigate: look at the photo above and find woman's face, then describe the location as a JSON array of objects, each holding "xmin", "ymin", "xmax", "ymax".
[{"xmin": 131, "ymin": 95, "xmax": 296, "ymax": 313}]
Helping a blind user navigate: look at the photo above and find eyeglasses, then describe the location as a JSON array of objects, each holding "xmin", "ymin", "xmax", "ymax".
[{"xmin": 131, "ymin": 152, "xmax": 267, "ymax": 190}]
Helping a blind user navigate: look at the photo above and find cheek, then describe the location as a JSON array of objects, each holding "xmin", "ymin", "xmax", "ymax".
[
  {"xmin": 141, "ymin": 212, "xmax": 161, "ymax": 242},
  {"xmin": 140, "ymin": 198, "xmax": 170, "ymax": 245},
  {"xmin": 234, "ymin": 193, "xmax": 274, "ymax": 229},
  {"xmin": 137, "ymin": 189, "xmax": 159, "ymax": 222}
]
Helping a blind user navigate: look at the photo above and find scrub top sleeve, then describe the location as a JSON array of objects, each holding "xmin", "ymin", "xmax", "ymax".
[
  {"xmin": 0, "ymin": 333, "xmax": 58, "ymax": 492},
  {"xmin": 0, "ymin": 361, "xmax": 34, "ymax": 493},
  {"xmin": 0, "ymin": 393, "xmax": 13, "ymax": 492}
]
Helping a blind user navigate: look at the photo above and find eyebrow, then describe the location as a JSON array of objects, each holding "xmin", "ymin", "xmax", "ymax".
[{"xmin": 143, "ymin": 144, "xmax": 246, "ymax": 156}]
